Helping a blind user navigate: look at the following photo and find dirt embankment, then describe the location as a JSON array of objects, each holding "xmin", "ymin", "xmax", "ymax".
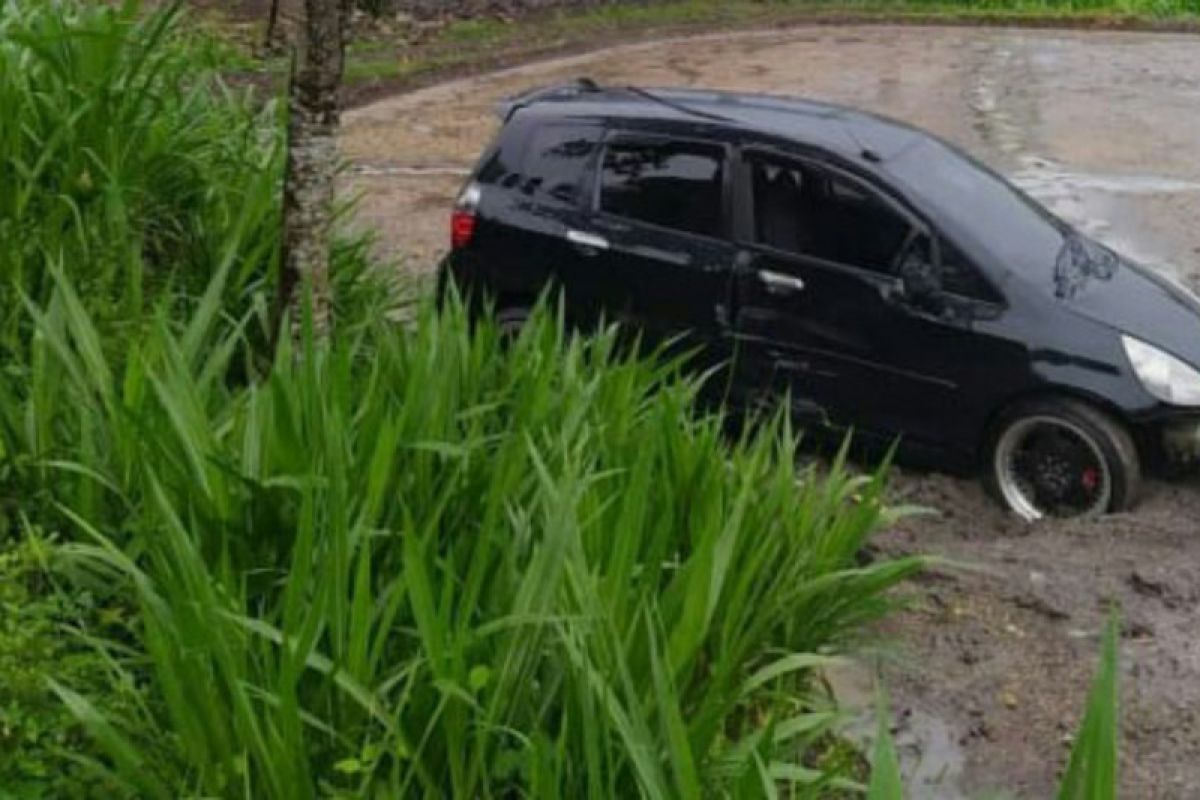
[
  {"xmin": 342, "ymin": 26, "xmax": 1200, "ymax": 797},
  {"xmin": 193, "ymin": 0, "xmax": 618, "ymax": 18}
]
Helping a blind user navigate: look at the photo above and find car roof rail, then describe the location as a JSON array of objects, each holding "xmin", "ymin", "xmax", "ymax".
[
  {"xmin": 498, "ymin": 79, "xmax": 735, "ymax": 125},
  {"xmin": 619, "ymin": 84, "xmax": 734, "ymax": 123},
  {"xmin": 573, "ymin": 77, "xmax": 734, "ymax": 123}
]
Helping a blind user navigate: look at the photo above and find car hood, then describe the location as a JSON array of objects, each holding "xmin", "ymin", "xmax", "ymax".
[{"xmin": 1052, "ymin": 236, "xmax": 1200, "ymax": 368}]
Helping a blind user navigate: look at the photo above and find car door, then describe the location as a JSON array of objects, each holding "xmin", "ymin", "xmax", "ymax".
[
  {"xmin": 731, "ymin": 147, "xmax": 1000, "ymax": 454},
  {"xmin": 567, "ymin": 131, "xmax": 739, "ymax": 364}
]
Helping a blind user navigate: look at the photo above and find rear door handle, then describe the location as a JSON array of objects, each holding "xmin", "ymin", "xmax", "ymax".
[
  {"xmin": 758, "ymin": 270, "xmax": 806, "ymax": 295},
  {"xmin": 566, "ymin": 229, "xmax": 609, "ymax": 252}
]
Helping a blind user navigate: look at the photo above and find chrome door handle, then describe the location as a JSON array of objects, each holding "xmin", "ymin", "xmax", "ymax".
[
  {"xmin": 566, "ymin": 229, "xmax": 609, "ymax": 251},
  {"xmin": 758, "ymin": 270, "xmax": 805, "ymax": 295}
]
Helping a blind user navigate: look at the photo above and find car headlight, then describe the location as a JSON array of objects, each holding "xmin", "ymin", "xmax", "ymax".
[{"xmin": 1122, "ymin": 335, "xmax": 1200, "ymax": 406}]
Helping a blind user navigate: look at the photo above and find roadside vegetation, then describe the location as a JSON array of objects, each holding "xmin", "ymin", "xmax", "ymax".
[
  {"xmin": 0, "ymin": 1, "xmax": 1124, "ymax": 797},
  {"xmin": 1, "ymin": 2, "xmax": 918, "ymax": 795},
  {"xmin": 327, "ymin": 0, "xmax": 1200, "ymax": 95}
]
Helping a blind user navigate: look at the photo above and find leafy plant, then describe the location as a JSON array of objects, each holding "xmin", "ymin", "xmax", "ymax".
[
  {"xmin": 0, "ymin": 535, "xmax": 155, "ymax": 800},
  {"xmin": 6, "ymin": 277, "xmax": 920, "ymax": 797},
  {"xmin": 1057, "ymin": 614, "xmax": 1120, "ymax": 800},
  {"xmin": 0, "ymin": 1, "xmax": 278, "ymax": 339}
]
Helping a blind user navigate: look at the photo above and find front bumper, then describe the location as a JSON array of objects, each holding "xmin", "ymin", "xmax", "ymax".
[{"xmin": 1162, "ymin": 417, "xmax": 1200, "ymax": 466}]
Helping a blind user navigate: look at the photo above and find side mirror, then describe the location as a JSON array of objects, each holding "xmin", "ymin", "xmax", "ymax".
[
  {"xmin": 733, "ymin": 250, "xmax": 755, "ymax": 274},
  {"xmin": 898, "ymin": 253, "xmax": 944, "ymax": 309}
]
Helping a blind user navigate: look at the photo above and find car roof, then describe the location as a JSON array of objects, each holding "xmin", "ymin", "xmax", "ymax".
[
  {"xmin": 501, "ymin": 82, "xmax": 925, "ymax": 164},
  {"xmin": 501, "ymin": 82, "xmax": 1076, "ymax": 285}
]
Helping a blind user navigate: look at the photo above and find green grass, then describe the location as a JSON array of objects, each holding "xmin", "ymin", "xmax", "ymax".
[
  {"xmin": 0, "ymin": 0, "xmax": 282, "ymax": 348},
  {"xmin": 6, "ymin": 273, "xmax": 928, "ymax": 795},
  {"xmin": 1057, "ymin": 613, "xmax": 1120, "ymax": 800}
]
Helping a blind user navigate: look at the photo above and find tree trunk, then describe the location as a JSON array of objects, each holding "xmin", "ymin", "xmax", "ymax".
[
  {"xmin": 277, "ymin": 0, "xmax": 349, "ymax": 342},
  {"xmin": 263, "ymin": 0, "xmax": 282, "ymax": 54}
]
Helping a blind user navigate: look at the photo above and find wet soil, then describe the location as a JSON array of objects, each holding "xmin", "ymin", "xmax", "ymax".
[{"xmin": 341, "ymin": 26, "xmax": 1200, "ymax": 797}]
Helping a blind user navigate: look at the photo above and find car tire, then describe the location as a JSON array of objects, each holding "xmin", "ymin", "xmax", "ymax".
[
  {"xmin": 986, "ymin": 398, "xmax": 1141, "ymax": 521},
  {"xmin": 495, "ymin": 305, "xmax": 531, "ymax": 340}
]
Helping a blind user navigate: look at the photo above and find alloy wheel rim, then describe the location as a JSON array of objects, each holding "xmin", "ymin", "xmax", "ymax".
[{"xmin": 994, "ymin": 416, "xmax": 1112, "ymax": 522}]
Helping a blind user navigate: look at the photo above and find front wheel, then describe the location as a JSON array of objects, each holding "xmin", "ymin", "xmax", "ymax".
[{"xmin": 986, "ymin": 399, "xmax": 1141, "ymax": 521}]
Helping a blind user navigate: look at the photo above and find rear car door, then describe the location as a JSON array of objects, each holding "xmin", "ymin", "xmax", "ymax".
[
  {"xmin": 731, "ymin": 148, "xmax": 983, "ymax": 453},
  {"xmin": 570, "ymin": 132, "xmax": 738, "ymax": 359}
]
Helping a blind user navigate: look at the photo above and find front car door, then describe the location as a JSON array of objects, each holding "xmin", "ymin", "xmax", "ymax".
[{"xmin": 731, "ymin": 147, "xmax": 1009, "ymax": 463}]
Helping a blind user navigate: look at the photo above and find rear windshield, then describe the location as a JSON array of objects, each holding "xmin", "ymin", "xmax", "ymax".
[
  {"xmin": 475, "ymin": 119, "xmax": 600, "ymax": 207},
  {"xmin": 888, "ymin": 139, "xmax": 1068, "ymax": 278},
  {"xmin": 516, "ymin": 122, "xmax": 601, "ymax": 205}
]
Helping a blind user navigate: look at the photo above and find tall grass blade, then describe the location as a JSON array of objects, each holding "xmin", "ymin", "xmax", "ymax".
[{"xmin": 1057, "ymin": 614, "xmax": 1120, "ymax": 800}]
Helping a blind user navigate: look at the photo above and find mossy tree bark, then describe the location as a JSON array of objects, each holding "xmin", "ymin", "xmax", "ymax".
[
  {"xmin": 264, "ymin": 0, "xmax": 283, "ymax": 53},
  {"xmin": 278, "ymin": 0, "xmax": 350, "ymax": 342}
]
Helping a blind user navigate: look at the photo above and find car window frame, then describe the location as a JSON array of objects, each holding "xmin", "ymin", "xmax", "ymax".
[
  {"xmin": 589, "ymin": 128, "xmax": 735, "ymax": 244},
  {"xmin": 736, "ymin": 143, "xmax": 1007, "ymax": 307},
  {"xmin": 737, "ymin": 144, "xmax": 922, "ymax": 286}
]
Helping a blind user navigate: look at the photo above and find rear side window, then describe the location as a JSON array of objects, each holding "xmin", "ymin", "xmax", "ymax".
[
  {"xmin": 517, "ymin": 123, "xmax": 600, "ymax": 205},
  {"xmin": 599, "ymin": 140, "xmax": 724, "ymax": 238}
]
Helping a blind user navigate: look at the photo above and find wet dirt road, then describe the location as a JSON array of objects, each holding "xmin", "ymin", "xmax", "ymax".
[{"xmin": 342, "ymin": 26, "xmax": 1200, "ymax": 798}]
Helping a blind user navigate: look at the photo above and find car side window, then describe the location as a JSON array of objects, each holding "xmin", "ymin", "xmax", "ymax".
[
  {"xmin": 517, "ymin": 123, "xmax": 601, "ymax": 205},
  {"xmin": 748, "ymin": 154, "xmax": 911, "ymax": 276},
  {"xmin": 898, "ymin": 233, "xmax": 1002, "ymax": 304},
  {"xmin": 599, "ymin": 140, "xmax": 724, "ymax": 238},
  {"xmin": 939, "ymin": 237, "xmax": 1002, "ymax": 303}
]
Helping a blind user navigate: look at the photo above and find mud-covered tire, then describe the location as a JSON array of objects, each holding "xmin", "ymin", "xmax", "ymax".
[
  {"xmin": 985, "ymin": 398, "xmax": 1142, "ymax": 521},
  {"xmin": 495, "ymin": 306, "xmax": 531, "ymax": 340}
]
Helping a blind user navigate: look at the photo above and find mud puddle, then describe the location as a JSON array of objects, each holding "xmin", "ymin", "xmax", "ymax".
[{"xmin": 342, "ymin": 25, "xmax": 1200, "ymax": 797}]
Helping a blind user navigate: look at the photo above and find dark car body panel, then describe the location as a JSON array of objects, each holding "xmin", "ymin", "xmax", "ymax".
[{"xmin": 443, "ymin": 83, "xmax": 1200, "ymax": 472}]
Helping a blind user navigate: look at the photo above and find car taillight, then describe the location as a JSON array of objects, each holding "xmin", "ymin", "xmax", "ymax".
[
  {"xmin": 451, "ymin": 209, "xmax": 476, "ymax": 249},
  {"xmin": 451, "ymin": 182, "xmax": 482, "ymax": 250}
]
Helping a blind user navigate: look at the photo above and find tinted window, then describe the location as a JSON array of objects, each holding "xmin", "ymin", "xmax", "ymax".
[
  {"xmin": 900, "ymin": 234, "xmax": 999, "ymax": 303},
  {"xmin": 750, "ymin": 155, "xmax": 911, "ymax": 275},
  {"xmin": 599, "ymin": 141, "xmax": 724, "ymax": 237},
  {"xmin": 517, "ymin": 123, "xmax": 599, "ymax": 205},
  {"xmin": 940, "ymin": 237, "xmax": 1000, "ymax": 302}
]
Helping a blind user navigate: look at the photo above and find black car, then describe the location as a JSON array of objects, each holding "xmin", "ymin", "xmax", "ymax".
[{"xmin": 439, "ymin": 80, "xmax": 1200, "ymax": 520}]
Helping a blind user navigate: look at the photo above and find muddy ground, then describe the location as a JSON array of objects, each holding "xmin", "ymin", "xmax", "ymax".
[{"xmin": 341, "ymin": 26, "xmax": 1200, "ymax": 797}]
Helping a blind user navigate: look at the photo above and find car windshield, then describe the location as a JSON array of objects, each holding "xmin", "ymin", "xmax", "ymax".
[{"xmin": 888, "ymin": 138, "xmax": 1069, "ymax": 279}]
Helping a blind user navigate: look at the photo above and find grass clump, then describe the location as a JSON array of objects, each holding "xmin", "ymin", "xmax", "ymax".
[
  {"xmin": 9, "ymin": 273, "xmax": 925, "ymax": 795},
  {"xmin": 0, "ymin": 0, "xmax": 283, "ymax": 345},
  {"xmin": 0, "ymin": 536, "xmax": 156, "ymax": 799},
  {"xmin": 1, "ymin": 11, "xmax": 924, "ymax": 795}
]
